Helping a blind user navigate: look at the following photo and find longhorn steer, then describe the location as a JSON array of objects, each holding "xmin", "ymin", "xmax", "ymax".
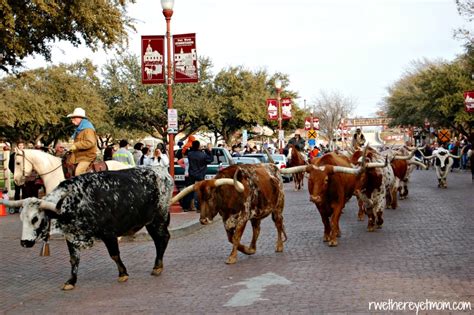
[
  {"xmin": 351, "ymin": 147, "xmax": 391, "ymax": 231},
  {"xmin": 417, "ymin": 147, "xmax": 460, "ymax": 188},
  {"xmin": 1, "ymin": 166, "xmax": 174, "ymax": 290},
  {"xmin": 306, "ymin": 153, "xmax": 364, "ymax": 246},
  {"xmin": 171, "ymin": 164, "xmax": 287, "ymax": 264}
]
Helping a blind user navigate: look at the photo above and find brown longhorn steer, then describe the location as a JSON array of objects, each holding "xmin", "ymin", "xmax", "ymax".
[
  {"xmin": 170, "ymin": 164, "xmax": 288, "ymax": 264},
  {"xmin": 306, "ymin": 152, "xmax": 363, "ymax": 246}
]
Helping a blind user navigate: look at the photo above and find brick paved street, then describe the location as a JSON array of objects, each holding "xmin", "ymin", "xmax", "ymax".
[{"xmin": 1, "ymin": 169, "xmax": 473, "ymax": 314}]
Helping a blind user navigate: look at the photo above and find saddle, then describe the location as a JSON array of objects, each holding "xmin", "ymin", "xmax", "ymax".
[{"xmin": 62, "ymin": 152, "xmax": 108, "ymax": 179}]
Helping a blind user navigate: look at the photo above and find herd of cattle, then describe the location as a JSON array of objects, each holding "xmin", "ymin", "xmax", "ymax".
[{"xmin": 0, "ymin": 145, "xmax": 461, "ymax": 290}]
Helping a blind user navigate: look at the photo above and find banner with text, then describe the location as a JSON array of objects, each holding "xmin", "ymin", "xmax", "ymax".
[
  {"xmin": 173, "ymin": 33, "xmax": 199, "ymax": 83},
  {"xmin": 141, "ymin": 35, "xmax": 165, "ymax": 84}
]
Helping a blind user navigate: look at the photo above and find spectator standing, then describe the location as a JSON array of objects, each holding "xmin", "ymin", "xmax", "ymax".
[
  {"xmin": 103, "ymin": 145, "xmax": 115, "ymax": 161},
  {"xmin": 67, "ymin": 107, "xmax": 98, "ymax": 176},
  {"xmin": 187, "ymin": 140, "xmax": 213, "ymax": 212},
  {"xmin": 113, "ymin": 139, "xmax": 135, "ymax": 166},
  {"xmin": 150, "ymin": 144, "xmax": 169, "ymax": 168},
  {"xmin": 133, "ymin": 142, "xmax": 144, "ymax": 165},
  {"xmin": 231, "ymin": 144, "xmax": 241, "ymax": 157},
  {"xmin": 138, "ymin": 147, "xmax": 152, "ymax": 166}
]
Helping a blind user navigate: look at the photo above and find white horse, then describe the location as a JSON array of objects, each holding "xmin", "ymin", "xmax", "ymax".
[{"xmin": 14, "ymin": 149, "xmax": 131, "ymax": 194}]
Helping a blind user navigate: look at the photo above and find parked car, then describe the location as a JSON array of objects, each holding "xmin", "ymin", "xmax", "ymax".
[
  {"xmin": 233, "ymin": 156, "xmax": 261, "ymax": 165},
  {"xmin": 242, "ymin": 153, "xmax": 271, "ymax": 163},
  {"xmin": 271, "ymin": 154, "xmax": 292, "ymax": 183}
]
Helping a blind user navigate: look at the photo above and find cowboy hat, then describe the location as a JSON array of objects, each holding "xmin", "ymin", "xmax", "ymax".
[{"xmin": 67, "ymin": 107, "xmax": 87, "ymax": 118}]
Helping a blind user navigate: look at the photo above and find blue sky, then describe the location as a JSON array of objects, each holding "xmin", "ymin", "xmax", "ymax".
[{"xmin": 24, "ymin": 0, "xmax": 470, "ymax": 117}]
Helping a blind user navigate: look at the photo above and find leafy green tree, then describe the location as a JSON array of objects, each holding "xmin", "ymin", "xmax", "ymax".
[
  {"xmin": 0, "ymin": 0, "xmax": 135, "ymax": 72},
  {"xmin": 0, "ymin": 60, "xmax": 108, "ymax": 145},
  {"xmin": 209, "ymin": 69, "xmax": 300, "ymax": 145},
  {"xmin": 383, "ymin": 58, "xmax": 474, "ymax": 142}
]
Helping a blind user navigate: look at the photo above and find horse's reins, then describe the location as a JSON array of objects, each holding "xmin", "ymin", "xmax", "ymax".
[{"xmin": 18, "ymin": 149, "xmax": 63, "ymax": 179}]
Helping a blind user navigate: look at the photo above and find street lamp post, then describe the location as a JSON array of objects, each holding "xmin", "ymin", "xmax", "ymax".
[
  {"xmin": 275, "ymin": 79, "xmax": 283, "ymax": 153},
  {"xmin": 161, "ymin": 0, "xmax": 175, "ymax": 178}
]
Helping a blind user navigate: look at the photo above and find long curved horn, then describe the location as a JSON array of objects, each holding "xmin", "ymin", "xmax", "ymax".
[
  {"xmin": 0, "ymin": 199, "xmax": 25, "ymax": 208},
  {"xmin": 281, "ymin": 165, "xmax": 310, "ymax": 174},
  {"xmin": 215, "ymin": 178, "xmax": 245, "ymax": 192},
  {"xmin": 232, "ymin": 168, "xmax": 244, "ymax": 192},
  {"xmin": 408, "ymin": 160, "xmax": 427, "ymax": 170},
  {"xmin": 39, "ymin": 201, "xmax": 58, "ymax": 212},
  {"xmin": 263, "ymin": 147, "xmax": 275, "ymax": 164},
  {"xmin": 448, "ymin": 153, "xmax": 461, "ymax": 159},
  {"xmin": 417, "ymin": 148, "xmax": 434, "ymax": 159},
  {"xmin": 393, "ymin": 149, "xmax": 416, "ymax": 160},
  {"xmin": 332, "ymin": 165, "xmax": 362, "ymax": 175},
  {"xmin": 169, "ymin": 184, "xmax": 196, "ymax": 205}
]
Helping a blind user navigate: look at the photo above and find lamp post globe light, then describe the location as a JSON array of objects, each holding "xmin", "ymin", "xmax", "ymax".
[
  {"xmin": 274, "ymin": 79, "xmax": 283, "ymax": 153},
  {"xmin": 161, "ymin": 0, "xmax": 175, "ymax": 177}
]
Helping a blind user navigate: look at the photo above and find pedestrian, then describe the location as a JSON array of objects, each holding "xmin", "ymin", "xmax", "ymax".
[
  {"xmin": 352, "ymin": 128, "xmax": 366, "ymax": 149},
  {"xmin": 138, "ymin": 147, "xmax": 152, "ymax": 166},
  {"xmin": 8, "ymin": 140, "xmax": 25, "ymax": 200},
  {"xmin": 103, "ymin": 145, "xmax": 115, "ymax": 161},
  {"xmin": 150, "ymin": 143, "xmax": 169, "ymax": 167},
  {"xmin": 231, "ymin": 144, "xmax": 241, "ymax": 157},
  {"xmin": 113, "ymin": 139, "xmax": 135, "ymax": 166},
  {"xmin": 187, "ymin": 140, "xmax": 213, "ymax": 212},
  {"xmin": 67, "ymin": 107, "xmax": 98, "ymax": 176},
  {"xmin": 309, "ymin": 145, "xmax": 320, "ymax": 161},
  {"xmin": 133, "ymin": 142, "xmax": 144, "ymax": 165},
  {"xmin": 177, "ymin": 150, "xmax": 192, "ymax": 210}
]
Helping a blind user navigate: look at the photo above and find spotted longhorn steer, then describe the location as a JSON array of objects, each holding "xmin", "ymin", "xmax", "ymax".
[
  {"xmin": 171, "ymin": 164, "xmax": 287, "ymax": 264},
  {"xmin": 1, "ymin": 166, "xmax": 173, "ymax": 290},
  {"xmin": 351, "ymin": 147, "xmax": 391, "ymax": 231},
  {"xmin": 417, "ymin": 147, "xmax": 460, "ymax": 188}
]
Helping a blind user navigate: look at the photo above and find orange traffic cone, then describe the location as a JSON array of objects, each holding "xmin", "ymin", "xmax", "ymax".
[{"xmin": 0, "ymin": 191, "xmax": 7, "ymax": 216}]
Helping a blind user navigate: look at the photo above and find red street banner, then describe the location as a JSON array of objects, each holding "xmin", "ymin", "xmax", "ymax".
[
  {"xmin": 464, "ymin": 91, "xmax": 474, "ymax": 112},
  {"xmin": 173, "ymin": 33, "xmax": 199, "ymax": 83},
  {"xmin": 141, "ymin": 35, "xmax": 165, "ymax": 84},
  {"xmin": 267, "ymin": 99, "xmax": 278, "ymax": 120},
  {"xmin": 281, "ymin": 98, "xmax": 292, "ymax": 120},
  {"xmin": 304, "ymin": 117, "xmax": 320, "ymax": 130}
]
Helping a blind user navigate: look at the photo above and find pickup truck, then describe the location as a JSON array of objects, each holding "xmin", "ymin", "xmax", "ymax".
[{"xmin": 173, "ymin": 147, "xmax": 234, "ymax": 190}]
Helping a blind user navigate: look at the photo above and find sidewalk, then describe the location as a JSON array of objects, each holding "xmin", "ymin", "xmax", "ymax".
[{"xmin": 0, "ymin": 209, "xmax": 203, "ymax": 241}]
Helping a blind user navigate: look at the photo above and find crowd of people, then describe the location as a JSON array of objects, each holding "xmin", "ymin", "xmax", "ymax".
[{"xmin": 3, "ymin": 108, "xmax": 473, "ymax": 206}]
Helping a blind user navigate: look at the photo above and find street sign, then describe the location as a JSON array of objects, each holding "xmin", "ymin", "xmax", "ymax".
[
  {"xmin": 167, "ymin": 109, "xmax": 178, "ymax": 134},
  {"xmin": 438, "ymin": 129, "xmax": 450, "ymax": 143},
  {"xmin": 308, "ymin": 139, "xmax": 316, "ymax": 147},
  {"xmin": 307, "ymin": 130, "xmax": 317, "ymax": 139}
]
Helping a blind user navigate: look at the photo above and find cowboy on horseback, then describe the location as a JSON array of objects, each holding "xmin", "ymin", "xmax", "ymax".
[
  {"xmin": 287, "ymin": 131, "xmax": 306, "ymax": 152},
  {"xmin": 67, "ymin": 107, "xmax": 97, "ymax": 176}
]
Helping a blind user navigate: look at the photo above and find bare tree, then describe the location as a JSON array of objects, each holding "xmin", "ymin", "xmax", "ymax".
[{"xmin": 311, "ymin": 91, "xmax": 355, "ymax": 150}]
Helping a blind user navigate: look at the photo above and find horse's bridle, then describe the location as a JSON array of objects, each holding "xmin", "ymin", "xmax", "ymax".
[{"xmin": 16, "ymin": 149, "xmax": 63, "ymax": 181}]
